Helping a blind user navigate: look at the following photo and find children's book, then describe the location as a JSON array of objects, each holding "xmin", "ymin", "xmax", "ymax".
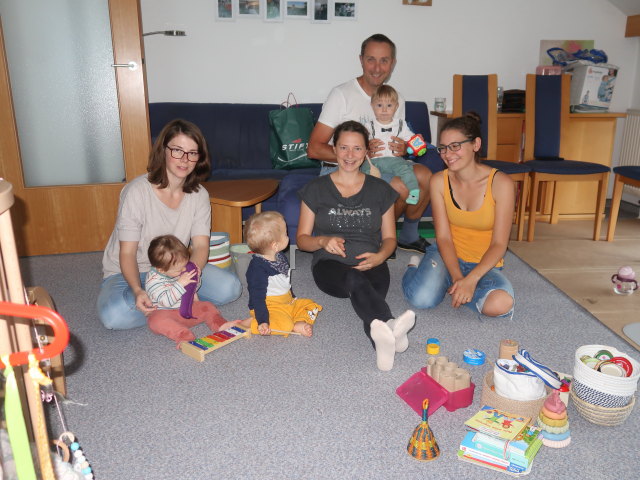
[
  {"xmin": 459, "ymin": 431, "xmax": 543, "ymax": 468},
  {"xmin": 468, "ymin": 425, "xmax": 543, "ymax": 457},
  {"xmin": 457, "ymin": 450, "xmax": 534, "ymax": 477},
  {"xmin": 457, "ymin": 447, "xmax": 528, "ymax": 474},
  {"xmin": 464, "ymin": 405, "xmax": 531, "ymax": 442}
]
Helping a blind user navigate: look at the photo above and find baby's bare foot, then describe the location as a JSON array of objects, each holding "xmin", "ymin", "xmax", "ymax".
[
  {"xmin": 217, "ymin": 320, "xmax": 237, "ymax": 331},
  {"xmin": 238, "ymin": 317, "xmax": 253, "ymax": 329},
  {"xmin": 293, "ymin": 322, "xmax": 313, "ymax": 337},
  {"xmin": 217, "ymin": 318, "xmax": 251, "ymax": 332}
]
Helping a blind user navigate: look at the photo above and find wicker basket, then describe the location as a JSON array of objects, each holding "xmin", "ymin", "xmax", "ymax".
[
  {"xmin": 570, "ymin": 388, "xmax": 636, "ymax": 426},
  {"xmin": 572, "ymin": 344, "xmax": 639, "ymax": 408},
  {"xmin": 481, "ymin": 371, "xmax": 550, "ymax": 423},
  {"xmin": 574, "ymin": 345, "xmax": 639, "ymax": 395}
]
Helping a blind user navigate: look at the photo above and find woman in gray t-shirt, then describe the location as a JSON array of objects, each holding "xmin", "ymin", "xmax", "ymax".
[
  {"xmin": 97, "ymin": 119, "xmax": 241, "ymax": 330},
  {"xmin": 297, "ymin": 121, "xmax": 415, "ymax": 371}
]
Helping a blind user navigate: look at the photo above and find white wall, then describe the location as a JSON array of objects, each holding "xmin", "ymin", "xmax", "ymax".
[
  {"xmin": 141, "ymin": 0, "xmax": 639, "ymax": 159},
  {"xmin": 633, "ymin": 45, "xmax": 640, "ymax": 108}
]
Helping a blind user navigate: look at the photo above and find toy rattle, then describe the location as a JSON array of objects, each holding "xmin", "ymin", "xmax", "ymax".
[
  {"xmin": 407, "ymin": 399, "xmax": 440, "ymax": 461},
  {"xmin": 611, "ymin": 266, "xmax": 638, "ymax": 295},
  {"xmin": 406, "ymin": 134, "xmax": 428, "ymax": 156}
]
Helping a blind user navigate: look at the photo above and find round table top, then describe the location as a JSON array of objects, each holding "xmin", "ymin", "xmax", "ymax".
[{"xmin": 202, "ymin": 179, "xmax": 279, "ymax": 207}]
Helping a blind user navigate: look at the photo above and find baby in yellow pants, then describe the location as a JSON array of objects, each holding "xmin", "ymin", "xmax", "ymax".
[{"xmin": 241, "ymin": 211, "xmax": 322, "ymax": 337}]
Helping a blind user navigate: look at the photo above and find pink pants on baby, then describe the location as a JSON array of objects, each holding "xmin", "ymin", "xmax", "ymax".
[{"xmin": 147, "ymin": 301, "xmax": 228, "ymax": 346}]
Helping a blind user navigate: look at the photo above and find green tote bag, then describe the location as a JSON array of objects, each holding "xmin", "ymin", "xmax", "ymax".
[{"xmin": 269, "ymin": 93, "xmax": 316, "ymax": 170}]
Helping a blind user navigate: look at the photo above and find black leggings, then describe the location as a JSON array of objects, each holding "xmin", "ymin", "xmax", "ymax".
[{"xmin": 312, "ymin": 259, "xmax": 393, "ymax": 341}]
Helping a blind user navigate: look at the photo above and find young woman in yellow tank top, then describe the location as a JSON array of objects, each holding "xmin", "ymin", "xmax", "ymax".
[{"xmin": 402, "ymin": 113, "xmax": 515, "ymax": 318}]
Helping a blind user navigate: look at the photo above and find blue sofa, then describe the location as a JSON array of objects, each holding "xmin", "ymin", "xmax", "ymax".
[{"xmin": 148, "ymin": 102, "xmax": 444, "ymax": 241}]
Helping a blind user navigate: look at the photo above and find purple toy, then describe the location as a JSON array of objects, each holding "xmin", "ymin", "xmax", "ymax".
[{"xmin": 179, "ymin": 261, "xmax": 199, "ymax": 319}]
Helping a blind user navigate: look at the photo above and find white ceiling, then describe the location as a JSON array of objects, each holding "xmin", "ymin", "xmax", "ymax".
[{"xmin": 609, "ymin": 0, "xmax": 640, "ymax": 15}]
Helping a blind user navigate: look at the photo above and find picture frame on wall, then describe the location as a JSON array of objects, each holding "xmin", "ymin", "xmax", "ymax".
[
  {"xmin": 215, "ymin": 0, "xmax": 235, "ymax": 21},
  {"xmin": 333, "ymin": 1, "xmax": 356, "ymax": 20},
  {"xmin": 238, "ymin": 0, "xmax": 261, "ymax": 18},
  {"xmin": 311, "ymin": 0, "xmax": 330, "ymax": 23},
  {"xmin": 402, "ymin": 0, "xmax": 432, "ymax": 6},
  {"xmin": 285, "ymin": 1, "xmax": 310, "ymax": 19},
  {"xmin": 264, "ymin": 0, "xmax": 284, "ymax": 22}
]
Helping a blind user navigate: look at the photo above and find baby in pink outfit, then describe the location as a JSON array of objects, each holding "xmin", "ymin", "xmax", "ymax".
[{"xmin": 145, "ymin": 235, "xmax": 241, "ymax": 347}]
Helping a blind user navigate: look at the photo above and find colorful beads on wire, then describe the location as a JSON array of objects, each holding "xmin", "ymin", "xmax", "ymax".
[{"xmin": 59, "ymin": 432, "xmax": 94, "ymax": 479}]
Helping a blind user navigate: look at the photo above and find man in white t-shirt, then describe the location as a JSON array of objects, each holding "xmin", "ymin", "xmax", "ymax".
[{"xmin": 307, "ymin": 33, "xmax": 431, "ymax": 254}]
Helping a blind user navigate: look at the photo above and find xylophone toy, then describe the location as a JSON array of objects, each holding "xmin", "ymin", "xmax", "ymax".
[{"xmin": 179, "ymin": 325, "xmax": 250, "ymax": 362}]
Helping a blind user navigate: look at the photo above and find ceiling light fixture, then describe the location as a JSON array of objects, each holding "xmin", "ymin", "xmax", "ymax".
[{"xmin": 142, "ymin": 30, "xmax": 186, "ymax": 37}]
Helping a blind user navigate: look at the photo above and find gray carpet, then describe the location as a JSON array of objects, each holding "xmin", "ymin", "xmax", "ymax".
[{"xmin": 19, "ymin": 247, "xmax": 640, "ymax": 480}]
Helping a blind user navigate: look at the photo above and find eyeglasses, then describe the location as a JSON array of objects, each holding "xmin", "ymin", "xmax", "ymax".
[
  {"xmin": 166, "ymin": 146, "xmax": 200, "ymax": 162},
  {"xmin": 436, "ymin": 139, "xmax": 473, "ymax": 155}
]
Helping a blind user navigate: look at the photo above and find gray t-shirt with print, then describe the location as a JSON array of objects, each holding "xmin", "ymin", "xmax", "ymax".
[{"xmin": 298, "ymin": 174, "xmax": 397, "ymax": 267}]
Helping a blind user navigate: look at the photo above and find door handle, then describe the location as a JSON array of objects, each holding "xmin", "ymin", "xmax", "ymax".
[{"xmin": 111, "ymin": 61, "xmax": 138, "ymax": 70}]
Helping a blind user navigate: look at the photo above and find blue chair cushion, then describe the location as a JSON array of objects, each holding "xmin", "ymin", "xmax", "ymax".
[
  {"xmin": 525, "ymin": 159, "xmax": 610, "ymax": 175},
  {"xmin": 405, "ymin": 102, "xmax": 432, "ymax": 144},
  {"xmin": 482, "ymin": 160, "xmax": 531, "ymax": 174},
  {"xmin": 461, "ymin": 75, "xmax": 490, "ymax": 158},
  {"xmin": 613, "ymin": 165, "xmax": 640, "ymax": 181},
  {"xmin": 533, "ymin": 76, "xmax": 562, "ymax": 159}
]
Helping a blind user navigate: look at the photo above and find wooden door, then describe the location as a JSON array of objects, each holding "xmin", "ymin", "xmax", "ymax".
[{"xmin": 0, "ymin": 0, "xmax": 150, "ymax": 256}]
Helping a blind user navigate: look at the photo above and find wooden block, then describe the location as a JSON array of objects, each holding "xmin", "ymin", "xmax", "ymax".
[{"xmin": 179, "ymin": 326, "xmax": 250, "ymax": 362}]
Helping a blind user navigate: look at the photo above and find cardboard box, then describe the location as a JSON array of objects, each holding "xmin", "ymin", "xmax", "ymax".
[{"xmin": 563, "ymin": 60, "xmax": 618, "ymax": 110}]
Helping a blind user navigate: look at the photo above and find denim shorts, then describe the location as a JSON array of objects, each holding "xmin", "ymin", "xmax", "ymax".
[{"xmin": 402, "ymin": 243, "xmax": 514, "ymax": 319}]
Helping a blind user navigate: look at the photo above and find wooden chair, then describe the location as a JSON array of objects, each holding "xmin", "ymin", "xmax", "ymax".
[
  {"xmin": 452, "ymin": 74, "xmax": 530, "ymax": 240},
  {"xmin": 523, "ymin": 74, "xmax": 610, "ymax": 241},
  {"xmin": 606, "ymin": 166, "xmax": 640, "ymax": 241}
]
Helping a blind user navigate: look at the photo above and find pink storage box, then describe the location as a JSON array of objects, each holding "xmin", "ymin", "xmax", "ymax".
[{"xmin": 396, "ymin": 367, "xmax": 475, "ymax": 416}]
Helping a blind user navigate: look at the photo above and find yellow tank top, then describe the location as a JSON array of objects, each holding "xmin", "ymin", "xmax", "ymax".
[{"xmin": 444, "ymin": 168, "xmax": 503, "ymax": 267}]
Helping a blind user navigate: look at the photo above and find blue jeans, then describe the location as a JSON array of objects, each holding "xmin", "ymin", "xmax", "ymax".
[
  {"xmin": 97, "ymin": 264, "xmax": 242, "ymax": 330},
  {"xmin": 402, "ymin": 244, "xmax": 514, "ymax": 317}
]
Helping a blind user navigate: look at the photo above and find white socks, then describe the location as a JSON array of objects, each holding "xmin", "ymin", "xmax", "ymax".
[
  {"xmin": 389, "ymin": 310, "xmax": 415, "ymax": 353},
  {"xmin": 370, "ymin": 320, "xmax": 396, "ymax": 371},
  {"xmin": 372, "ymin": 310, "xmax": 416, "ymax": 371}
]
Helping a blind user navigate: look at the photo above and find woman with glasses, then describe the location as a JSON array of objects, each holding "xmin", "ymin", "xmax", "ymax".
[
  {"xmin": 402, "ymin": 113, "xmax": 515, "ymax": 318},
  {"xmin": 97, "ymin": 119, "xmax": 241, "ymax": 330}
]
